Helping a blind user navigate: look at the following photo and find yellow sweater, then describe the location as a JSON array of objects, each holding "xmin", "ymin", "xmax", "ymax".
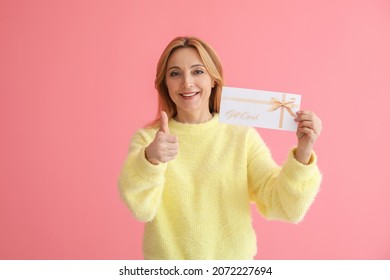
[{"xmin": 118, "ymin": 114, "xmax": 321, "ymax": 259}]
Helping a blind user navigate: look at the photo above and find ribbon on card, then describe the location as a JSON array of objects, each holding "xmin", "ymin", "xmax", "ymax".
[
  {"xmin": 267, "ymin": 95, "xmax": 298, "ymax": 128},
  {"xmin": 222, "ymin": 93, "xmax": 299, "ymax": 128}
]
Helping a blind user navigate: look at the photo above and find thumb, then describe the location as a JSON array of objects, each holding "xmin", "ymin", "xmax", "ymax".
[{"xmin": 159, "ymin": 111, "xmax": 169, "ymax": 133}]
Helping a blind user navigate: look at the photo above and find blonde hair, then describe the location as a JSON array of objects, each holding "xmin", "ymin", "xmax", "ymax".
[{"xmin": 147, "ymin": 36, "xmax": 224, "ymax": 127}]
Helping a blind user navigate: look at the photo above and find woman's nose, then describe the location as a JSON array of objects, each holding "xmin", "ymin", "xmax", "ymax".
[{"xmin": 181, "ymin": 73, "xmax": 193, "ymax": 88}]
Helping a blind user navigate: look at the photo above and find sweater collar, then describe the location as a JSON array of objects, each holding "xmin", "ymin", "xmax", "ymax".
[{"xmin": 169, "ymin": 113, "xmax": 219, "ymax": 134}]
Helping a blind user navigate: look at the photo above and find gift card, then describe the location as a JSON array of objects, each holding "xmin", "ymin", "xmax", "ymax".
[{"xmin": 220, "ymin": 86, "xmax": 301, "ymax": 131}]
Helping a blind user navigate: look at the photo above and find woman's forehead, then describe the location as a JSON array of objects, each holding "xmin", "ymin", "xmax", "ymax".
[{"xmin": 167, "ymin": 48, "xmax": 203, "ymax": 68}]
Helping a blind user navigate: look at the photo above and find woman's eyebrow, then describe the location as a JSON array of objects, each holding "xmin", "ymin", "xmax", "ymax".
[
  {"xmin": 167, "ymin": 64, "xmax": 205, "ymax": 71},
  {"xmin": 191, "ymin": 64, "xmax": 205, "ymax": 68},
  {"xmin": 167, "ymin": 66, "xmax": 180, "ymax": 71}
]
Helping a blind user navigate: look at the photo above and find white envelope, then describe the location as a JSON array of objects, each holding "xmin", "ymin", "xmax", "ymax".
[{"xmin": 219, "ymin": 86, "xmax": 301, "ymax": 131}]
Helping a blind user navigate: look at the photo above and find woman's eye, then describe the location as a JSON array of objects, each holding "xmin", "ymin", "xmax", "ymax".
[
  {"xmin": 194, "ymin": 69, "xmax": 204, "ymax": 75},
  {"xmin": 169, "ymin": 71, "xmax": 180, "ymax": 77}
]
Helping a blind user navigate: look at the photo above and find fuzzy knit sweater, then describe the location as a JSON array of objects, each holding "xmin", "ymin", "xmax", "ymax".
[{"xmin": 118, "ymin": 114, "xmax": 322, "ymax": 260}]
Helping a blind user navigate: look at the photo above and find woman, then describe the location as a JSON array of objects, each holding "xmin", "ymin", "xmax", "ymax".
[{"xmin": 118, "ymin": 36, "xmax": 322, "ymax": 260}]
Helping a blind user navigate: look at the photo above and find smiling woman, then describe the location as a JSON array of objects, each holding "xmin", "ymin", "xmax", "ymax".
[
  {"xmin": 118, "ymin": 36, "xmax": 323, "ymax": 260},
  {"xmin": 152, "ymin": 37, "xmax": 224, "ymax": 126},
  {"xmin": 165, "ymin": 48, "xmax": 214, "ymax": 123}
]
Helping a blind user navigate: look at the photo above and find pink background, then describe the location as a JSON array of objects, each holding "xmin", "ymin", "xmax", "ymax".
[{"xmin": 1, "ymin": 0, "xmax": 389, "ymax": 259}]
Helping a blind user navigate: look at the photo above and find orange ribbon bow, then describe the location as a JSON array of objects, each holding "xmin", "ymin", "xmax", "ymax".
[{"xmin": 267, "ymin": 95, "xmax": 297, "ymax": 128}]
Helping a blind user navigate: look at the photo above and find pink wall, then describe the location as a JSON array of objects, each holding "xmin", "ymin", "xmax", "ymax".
[{"xmin": 1, "ymin": 0, "xmax": 389, "ymax": 259}]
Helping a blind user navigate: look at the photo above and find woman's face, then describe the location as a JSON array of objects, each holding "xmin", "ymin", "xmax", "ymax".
[{"xmin": 165, "ymin": 47, "xmax": 214, "ymax": 121}]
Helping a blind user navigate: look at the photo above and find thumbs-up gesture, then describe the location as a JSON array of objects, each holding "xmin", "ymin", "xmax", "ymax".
[{"xmin": 145, "ymin": 111, "xmax": 179, "ymax": 165}]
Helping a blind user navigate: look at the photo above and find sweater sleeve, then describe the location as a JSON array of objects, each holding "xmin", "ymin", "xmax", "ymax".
[
  {"xmin": 247, "ymin": 128, "xmax": 322, "ymax": 223},
  {"xmin": 118, "ymin": 129, "xmax": 167, "ymax": 222}
]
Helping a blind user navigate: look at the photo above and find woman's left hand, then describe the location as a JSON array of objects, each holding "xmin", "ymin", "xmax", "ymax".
[{"xmin": 294, "ymin": 110, "xmax": 322, "ymax": 164}]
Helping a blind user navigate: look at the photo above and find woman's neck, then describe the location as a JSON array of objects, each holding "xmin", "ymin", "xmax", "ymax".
[{"xmin": 174, "ymin": 110, "xmax": 213, "ymax": 124}]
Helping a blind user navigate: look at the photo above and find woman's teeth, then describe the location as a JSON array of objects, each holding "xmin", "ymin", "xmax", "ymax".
[{"xmin": 181, "ymin": 92, "xmax": 197, "ymax": 97}]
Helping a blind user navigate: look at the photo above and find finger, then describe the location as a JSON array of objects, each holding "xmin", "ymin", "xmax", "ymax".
[
  {"xmin": 295, "ymin": 115, "xmax": 312, "ymax": 122},
  {"xmin": 298, "ymin": 121, "xmax": 320, "ymax": 134},
  {"xmin": 160, "ymin": 153, "xmax": 177, "ymax": 163},
  {"xmin": 161, "ymin": 142, "xmax": 179, "ymax": 152},
  {"xmin": 159, "ymin": 111, "xmax": 169, "ymax": 133},
  {"xmin": 298, "ymin": 127, "xmax": 316, "ymax": 137},
  {"xmin": 165, "ymin": 134, "xmax": 178, "ymax": 143},
  {"xmin": 165, "ymin": 142, "xmax": 179, "ymax": 151},
  {"xmin": 298, "ymin": 120, "xmax": 314, "ymax": 129},
  {"xmin": 295, "ymin": 112, "xmax": 314, "ymax": 122},
  {"xmin": 157, "ymin": 133, "xmax": 177, "ymax": 144},
  {"xmin": 155, "ymin": 134, "xmax": 178, "ymax": 148},
  {"xmin": 165, "ymin": 149, "xmax": 178, "ymax": 157},
  {"xmin": 296, "ymin": 110, "xmax": 314, "ymax": 116}
]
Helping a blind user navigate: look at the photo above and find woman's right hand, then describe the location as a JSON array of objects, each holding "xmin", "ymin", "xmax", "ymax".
[{"xmin": 145, "ymin": 111, "xmax": 179, "ymax": 165}]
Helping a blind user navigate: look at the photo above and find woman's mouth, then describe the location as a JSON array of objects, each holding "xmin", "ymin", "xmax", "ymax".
[{"xmin": 179, "ymin": 92, "xmax": 199, "ymax": 99}]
